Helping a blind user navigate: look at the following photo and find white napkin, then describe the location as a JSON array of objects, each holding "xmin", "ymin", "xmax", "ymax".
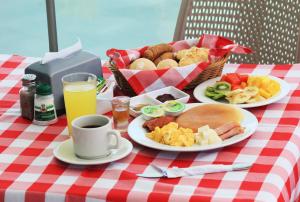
[
  {"xmin": 41, "ymin": 39, "xmax": 82, "ymax": 64},
  {"xmin": 137, "ymin": 163, "xmax": 252, "ymax": 178}
]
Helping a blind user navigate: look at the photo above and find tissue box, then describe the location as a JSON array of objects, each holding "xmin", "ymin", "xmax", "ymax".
[{"xmin": 25, "ymin": 50, "xmax": 102, "ymax": 115}]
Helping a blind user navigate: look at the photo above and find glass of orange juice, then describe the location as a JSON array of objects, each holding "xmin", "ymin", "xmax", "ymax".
[{"xmin": 62, "ymin": 72, "xmax": 97, "ymax": 134}]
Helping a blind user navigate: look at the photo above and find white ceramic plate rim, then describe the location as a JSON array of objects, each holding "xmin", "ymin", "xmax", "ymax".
[
  {"xmin": 193, "ymin": 75, "xmax": 290, "ymax": 108},
  {"xmin": 127, "ymin": 103, "xmax": 258, "ymax": 152},
  {"xmin": 53, "ymin": 137, "xmax": 133, "ymax": 165}
]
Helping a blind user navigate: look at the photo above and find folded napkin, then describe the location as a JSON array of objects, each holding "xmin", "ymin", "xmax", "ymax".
[{"xmin": 137, "ymin": 163, "xmax": 252, "ymax": 178}]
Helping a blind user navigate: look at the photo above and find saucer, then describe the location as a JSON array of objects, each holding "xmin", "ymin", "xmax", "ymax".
[{"xmin": 53, "ymin": 138, "xmax": 133, "ymax": 165}]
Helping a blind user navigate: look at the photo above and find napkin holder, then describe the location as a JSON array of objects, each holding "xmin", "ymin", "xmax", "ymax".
[{"xmin": 25, "ymin": 50, "xmax": 102, "ymax": 115}]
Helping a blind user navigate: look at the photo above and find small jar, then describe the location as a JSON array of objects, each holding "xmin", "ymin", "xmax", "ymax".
[
  {"xmin": 33, "ymin": 83, "xmax": 57, "ymax": 125},
  {"xmin": 20, "ymin": 74, "xmax": 36, "ymax": 121}
]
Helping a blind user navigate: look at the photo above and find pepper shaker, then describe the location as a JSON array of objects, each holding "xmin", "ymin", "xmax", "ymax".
[{"xmin": 19, "ymin": 74, "xmax": 36, "ymax": 121}]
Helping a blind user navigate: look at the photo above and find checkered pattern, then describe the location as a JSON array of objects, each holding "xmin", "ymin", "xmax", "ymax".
[
  {"xmin": 106, "ymin": 34, "xmax": 252, "ymax": 94},
  {"xmin": 1, "ymin": 54, "xmax": 300, "ymax": 202}
]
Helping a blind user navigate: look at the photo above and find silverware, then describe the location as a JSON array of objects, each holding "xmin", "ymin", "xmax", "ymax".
[{"xmin": 137, "ymin": 162, "xmax": 253, "ymax": 178}]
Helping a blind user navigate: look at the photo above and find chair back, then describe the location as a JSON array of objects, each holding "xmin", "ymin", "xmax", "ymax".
[{"xmin": 174, "ymin": 0, "xmax": 300, "ymax": 64}]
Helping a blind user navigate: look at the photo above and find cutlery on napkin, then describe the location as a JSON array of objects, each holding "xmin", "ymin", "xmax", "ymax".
[{"xmin": 137, "ymin": 163, "xmax": 253, "ymax": 178}]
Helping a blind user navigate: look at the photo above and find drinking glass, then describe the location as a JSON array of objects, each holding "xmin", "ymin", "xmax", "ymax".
[
  {"xmin": 111, "ymin": 96, "xmax": 130, "ymax": 132},
  {"xmin": 62, "ymin": 72, "xmax": 97, "ymax": 134}
]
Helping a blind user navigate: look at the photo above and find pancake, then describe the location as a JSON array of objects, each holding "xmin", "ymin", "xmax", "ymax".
[{"xmin": 176, "ymin": 104, "xmax": 244, "ymax": 132}]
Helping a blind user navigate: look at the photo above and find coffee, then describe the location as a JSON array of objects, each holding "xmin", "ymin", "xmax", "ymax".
[
  {"xmin": 72, "ymin": 114, "xmax": 120, "ymax": 159},
  {"xmin": 82, "ymin": 124, "xmax": 102, "ymax": 128}
]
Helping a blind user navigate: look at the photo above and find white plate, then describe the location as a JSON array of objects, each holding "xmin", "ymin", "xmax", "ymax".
[
  {"xmin": 53, "ymin": 137, "xmax": 133, "ymax": 165},
  {"xmin": 127, "ymin": 103, "xmax": 258, "ymax": 152},
  {"xmin": 193, "ymin": 75, "xmax": 290, "ymax": 108}
]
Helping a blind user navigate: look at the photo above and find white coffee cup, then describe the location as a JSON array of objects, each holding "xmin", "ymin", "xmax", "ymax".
[{"xmin": 72, "ymin": 114, "xmax": 120, "ymax": 159}]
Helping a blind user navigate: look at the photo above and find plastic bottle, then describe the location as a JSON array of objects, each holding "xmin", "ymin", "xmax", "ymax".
[{"xmin": 33, "ymin": 83, "xmax": 57, "ymax": 125}]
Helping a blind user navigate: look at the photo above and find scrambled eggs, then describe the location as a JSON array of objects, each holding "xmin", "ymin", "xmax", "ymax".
[{"xmin": 146, "ymin": 122, "xmax": 195, "ymax": 146}]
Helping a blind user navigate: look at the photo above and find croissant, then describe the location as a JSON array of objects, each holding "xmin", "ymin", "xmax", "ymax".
[{"xmin": 142, "ymin": 43, "xmax": 173, "ymax": 61}]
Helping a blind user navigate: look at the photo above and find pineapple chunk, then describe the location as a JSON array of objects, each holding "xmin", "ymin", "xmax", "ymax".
[
  {"xmin": 247, "ymin": 76, "xmax": 256, "ymax": 86},
  {"xmin": 252, "ymin": 77, "xmax": 261, "ymax": 87},
  {"xmin": 259, "ymin": 88, "xmax": 272, "ymax": 98},
  {"xmin": 248, "ymin": 76, "xmax": 281, "ymax": 98},
  {"xmin": 260, "ymin": 77, "xmax": 270, "ymax": 89}
]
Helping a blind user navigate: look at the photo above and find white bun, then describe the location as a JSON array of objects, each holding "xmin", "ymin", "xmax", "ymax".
[
  {"xmin": 157, "ymin": 59, "xmax": 179, "ymax": 69},
  {"xmin": 129, "ymin": 58, "xmax": 157, "ymax": 70}
]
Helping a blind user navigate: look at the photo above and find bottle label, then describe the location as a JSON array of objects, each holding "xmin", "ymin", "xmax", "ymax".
[{"xmin": 34, "ymin": 97, "xmax": 56, "ymax": 121}]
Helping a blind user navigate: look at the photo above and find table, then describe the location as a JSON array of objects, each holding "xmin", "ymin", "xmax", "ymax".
[{"xmin": 1, "ymin": 54, "xmax": 300, "ymax": 202}]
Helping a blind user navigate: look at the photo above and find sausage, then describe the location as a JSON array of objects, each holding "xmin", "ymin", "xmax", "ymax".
[{"xmin": 143, "ymin": 116, "xmax": 175, "ymax": 131}]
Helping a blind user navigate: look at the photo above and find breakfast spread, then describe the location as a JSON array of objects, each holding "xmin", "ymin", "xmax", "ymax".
[
  {"xmin": 140, "ymin": 102, "xmax": 246, "ymax": 147},
  {"xmin": 204, "ymin": 73, "xmax": 281, "ymax": 104}
]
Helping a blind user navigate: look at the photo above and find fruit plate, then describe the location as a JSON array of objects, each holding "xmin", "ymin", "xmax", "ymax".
[
  {"xmin": 127, "ymin": 103, "xmax": 258, "ymax": 152},
  {"xmin": 193, "ymin": 75, "xmax": 290, "ymax": 108}
]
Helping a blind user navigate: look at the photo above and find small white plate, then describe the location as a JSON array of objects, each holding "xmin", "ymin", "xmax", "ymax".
[
  {"xmin": 53, "ymin": 137, "xmax": 133, "ymax": 165},
  {"xmin": 127, "ymin": 103, "xmax": 258, "ymax": 152},
  {"xmin": 147, "ymin": 86, "xmax": 190, "ymax": 104},
  {"xmin": 193, "ymin": 75, "xmax": 290, "ymax": 108},
  {"xmin": 130, "ymin": 94, "xmax": 161, "ymax": 117}
]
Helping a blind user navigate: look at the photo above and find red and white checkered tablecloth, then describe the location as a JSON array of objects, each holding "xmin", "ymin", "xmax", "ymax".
[{"xmin": 1, "ymin": 54, "xmax": 300, "ymax": 202}]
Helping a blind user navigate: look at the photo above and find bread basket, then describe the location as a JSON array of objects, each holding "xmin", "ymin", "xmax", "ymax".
[
  {"xmin": 108, "ymin": 54, "xmax": 229, "ymax": 97},
  {"xmin": 106, "ymin": 34, "xmax": 251, "ymax": 97}
]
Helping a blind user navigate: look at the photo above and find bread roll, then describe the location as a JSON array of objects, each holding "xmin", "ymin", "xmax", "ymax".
[
  {"xmin": 157, "ymin": 59, "xmax": 179, "ymax": 69},
  {"xmin": 129, "ymin": 58, "xmax": 157, "ymax": 70},
  {"xmin": 177, "ymin": 47, "xmax": 210, "ymax": 67},
  {"xmin": 175, "ymin": 49, "xmax": 189, "ymax": 60},
  {"xmin": 154, "ymin": 52, "xmax": 174, "ymax": 65}
]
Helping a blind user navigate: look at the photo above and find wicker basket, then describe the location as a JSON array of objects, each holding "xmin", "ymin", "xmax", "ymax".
[{"xmin": 108, "ymin": 54, "xmax": 229, "ymax": 97}]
